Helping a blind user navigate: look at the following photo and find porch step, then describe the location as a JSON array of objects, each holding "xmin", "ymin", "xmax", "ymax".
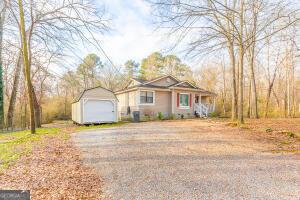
[{"xmin": 194, "ymin": 103, "xmax": 209, "ymax": 118}]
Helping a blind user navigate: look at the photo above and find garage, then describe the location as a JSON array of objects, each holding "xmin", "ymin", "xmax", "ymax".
[{"xmin": 72, "ymin": 86, "xmax": 118, "ymax": 124}]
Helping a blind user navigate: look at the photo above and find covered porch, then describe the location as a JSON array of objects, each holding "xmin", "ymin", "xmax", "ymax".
[
  {"xmin": 194, "ymin": 94, "xmax": 216, "ymax": 117},
  {"xmin": 170, "ymin": 88, "xmax": 216, "ymax": 118}
]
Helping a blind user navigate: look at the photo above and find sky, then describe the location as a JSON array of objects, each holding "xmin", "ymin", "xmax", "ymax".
[{"xmin": 78, "ymin": 0, "xmax": 175, "ymax": 67}]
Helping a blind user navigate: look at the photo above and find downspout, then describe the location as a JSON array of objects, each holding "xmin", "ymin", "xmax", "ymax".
[{"xmin": 171, "ymin": 89, "xmax": 175, "ymax": 114}]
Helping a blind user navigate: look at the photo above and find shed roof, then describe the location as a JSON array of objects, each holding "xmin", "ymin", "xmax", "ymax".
[{"xmin": 72, "ymin": 86, "xmax": 117, "ymax": 103}]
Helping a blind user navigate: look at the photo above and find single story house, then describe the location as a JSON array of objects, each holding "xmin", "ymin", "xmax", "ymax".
[{"xmin": 115, "ymin": 75, "xmax": 216, "ymax": 119}]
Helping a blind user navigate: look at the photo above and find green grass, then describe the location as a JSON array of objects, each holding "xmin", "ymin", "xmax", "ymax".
[
  {"xmin": 0, "ymin": 128, "xmax": 59, "ymax": 171},
  {"xmin": 279, "ymin": 131, "xmax": 300, "ymax": 140},
  {"xmin": 279, "ymin": 140, "xmax": 292, "ymax": 145},
  {"xmin": 76, "ymin": 122, "xmax": 128, "ymax": 131},
  {"xmin": 271, "ymin": 149, "xmax": 300, "ymax": 153}
]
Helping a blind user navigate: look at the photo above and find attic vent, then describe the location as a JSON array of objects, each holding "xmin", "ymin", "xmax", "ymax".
[{"xmin": 166, "ymin": 78, "xmax": 171, "ymax": 83}]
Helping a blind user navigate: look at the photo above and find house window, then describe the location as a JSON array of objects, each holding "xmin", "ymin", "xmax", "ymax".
[
  {"xmin": 140, "ymin": 91, "xmax": 154, "ymax": 104},
  {"xmin": 179, "ymin": 93, "xmax": 189, "ymax": 107}
]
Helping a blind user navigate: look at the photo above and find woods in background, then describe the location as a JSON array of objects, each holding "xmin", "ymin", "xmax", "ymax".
[
  {"xmin": 149, "ymin": 0, "xmax": 300, "ymax": 123},
  {"xmin": 0, "ymin": 0, "xmax": 300, "ymax": 131},
  {"xmin": 1, "ymin": 0, "xmax": 109, "ymax": 131}
]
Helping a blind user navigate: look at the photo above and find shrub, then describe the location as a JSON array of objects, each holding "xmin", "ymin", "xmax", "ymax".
[
  {"xmin": 168, "ymin": 113, "xmax": 175, "ymax": 120},
  {"xmin": 281, "ymin": 131, "xmax": 295, "ymax": 138},
  {"xmin": 121, "ymin": 115, "xmax": 133, "ymax": 122},
  {"xmin": 141, "ymin": 115, "xmax": 151, "ymax": 122},
  {"xmin": 208, "ymin": 111, "xmax": 219, "ymax": 118},
  {"xmin": 265, "ymin": 128, "xmax": 273, "ymax": 133},
  {"xmin": 157, "ymin": 112, "xmax": 163, "ymax": 120}
]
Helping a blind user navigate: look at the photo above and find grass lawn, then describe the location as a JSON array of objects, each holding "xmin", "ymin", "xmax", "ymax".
[
  {"xmin": 0, "ymin": 128, "xmax": 60, "ymax": 171},
  {"xmin": 0, "ymin": 121, "xmax": 127, "ymax": 171}
]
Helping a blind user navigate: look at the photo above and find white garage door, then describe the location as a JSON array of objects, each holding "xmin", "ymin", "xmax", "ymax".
[{"xmin": 83, "ymin": 99, "xmax": 115, "ymax": 123}]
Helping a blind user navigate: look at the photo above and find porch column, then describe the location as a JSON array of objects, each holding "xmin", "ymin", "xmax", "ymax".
[
  {"xmin": 171, "ymin": 89, "xmax": 175, "ymax": 114},
  {"xmin": 136, "ymin": 89, "xmax": 140, "ymax": 111},
  {"xmin": 199, "ymin": 94, "xmax": 202, "ymax": 117},
  {"xmin": 213, "ymin": 97, "xmax": 216, "ymax": 112},
  {"xmin": 199, "ymin": 94, "xmax": 202, "ymax": 104}
]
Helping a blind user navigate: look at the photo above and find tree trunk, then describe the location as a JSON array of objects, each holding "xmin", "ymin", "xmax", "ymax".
[
  {"xmin": 249, "ymin": 52, "xmax": 258, "ymax": 119},
  {"xmin": 0, "ymin": 4, "xmax": 6, "ymax": 130},
  {"xmin": 222, "ymin": 62, "xmax": 226, "ymax": 116},
  {"xmin": 237, "ymin": 0, "xmax": 244, "ymax": 124},
  {"xmin": 264, "ymin": 69, "xmax": 278, "ymax": 118},
  {"xmin": 237, "ymin": 47, "xmax": 244, "ymax": 124},
  {"xmin": 272, "ymin": 89, "xmax": 280, "ymax": 107},
  {"xmin": 32, "ymin": 87, "xmax": 41, "ymax": 128},
  {"xmin": 264, "ymin": 85, "xmax": 272, "ymax": 118},
  {"xmin": 247, "ymin": 82, "xmax": 251, "ymax": 118},
  {"xmin": 7, "ymin": 51, "xmax": 22, "ymax": 129},
  {"xmin": 64, "ymin": 89, "xmax": 68, "ymax": 117},
  {"xmin": 18, "ymin": 0, "xmax": 36, "ymax": 133},
  {"xmin": 228, "ymin": 44, "xmax": 237, "ymax": 120}
]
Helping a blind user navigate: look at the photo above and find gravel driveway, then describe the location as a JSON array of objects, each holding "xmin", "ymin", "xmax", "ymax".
[{"xmin": 72, "ymin": 120, "xmax": 300, "ymax": 200}]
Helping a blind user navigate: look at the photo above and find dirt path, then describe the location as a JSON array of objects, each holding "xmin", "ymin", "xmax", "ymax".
[{"xmin": 72, "ymin": 120, "xmax": 300, "ymax": 200}]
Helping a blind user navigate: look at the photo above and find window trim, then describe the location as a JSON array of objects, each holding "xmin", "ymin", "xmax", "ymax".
[
  {"xmin": 139, "ymin": 90, "xmax": 155, "ymax": 105},
  {"xmin": 179, "ymin": 93, "xmax": 190, "ymax": 109}
]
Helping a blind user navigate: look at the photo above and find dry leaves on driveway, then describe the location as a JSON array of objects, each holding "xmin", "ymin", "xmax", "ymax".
[{"xmin": 0, "ymin": 128, "xmax": 103, "ymax": 200}]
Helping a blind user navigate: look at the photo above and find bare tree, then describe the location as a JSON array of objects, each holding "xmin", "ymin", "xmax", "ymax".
[
  {"xmin": 7, "ymin": 50, "xmax": 22, "ymax": 128},
  {"xmin": 18, "ymin": 0, "xmax": 35, "ymax": 133},
  {"xmin": 3, "ymin": 0, "xmax": 109, "ymax": 128},
  {"xmin": 149, "ymin": 0, "xmax": 300, "ymax": 123},
  {"xmin": 0, "ymin": 0, "xmax": 8, "ymax": 129}
]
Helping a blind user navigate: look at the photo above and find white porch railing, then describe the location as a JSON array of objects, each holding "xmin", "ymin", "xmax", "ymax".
[{"xmin": 194, "ymin": 103, "xmax": 215, "ymax": 118}]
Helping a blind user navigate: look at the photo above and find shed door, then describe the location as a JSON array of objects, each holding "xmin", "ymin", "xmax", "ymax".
[{"xmin": 83, "ymin": 99, "xmax": 115, "ymax": 123}]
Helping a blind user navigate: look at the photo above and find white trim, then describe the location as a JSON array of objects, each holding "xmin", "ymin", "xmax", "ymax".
[
  {"xmin": 138, "ymin": 90, "xmax": 155, "ymax": 106},
  {"xmin": 81, "ymin": 98, "xmax": 118, "ymax": 123},
  {"xmin": 178, "ymin": 106, "xmax": 190, "ymax": 110},
  {"xmin": 139, "ymin": 87, "xmax": 170, "ymax": 92},
  {"xmin": 172, "ymin": 81, "xmax": 197, "ymax": 89},
  {"xmin": 115, "ymin": 88, "xmax": 138, "ymax": 94},
  {"xmin": 115, "ymin": 87, "xmax": 170, "ymax": 95}
]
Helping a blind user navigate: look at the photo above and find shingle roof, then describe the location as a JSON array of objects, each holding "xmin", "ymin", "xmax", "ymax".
[
  {"xmin": 116, "ymin": 75, "xmax": 216, "ymax": 96},
  {"xmin": 132, "ymin": 77, "xmax": 147, "ymax": 83},
  {"xmin": 72, "ymin": 85, "xmax": 116, "ymax": 103}
]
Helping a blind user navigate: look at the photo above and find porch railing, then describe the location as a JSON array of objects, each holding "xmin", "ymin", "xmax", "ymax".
[{"xmin": 194, "ymin": 103, "xmax": 215, "ymax": 117}]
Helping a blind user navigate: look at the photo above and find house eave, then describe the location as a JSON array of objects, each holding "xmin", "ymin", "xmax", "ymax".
[
  {"xmin": 115, "ymin": 87, "xmax": 171, "ymax": 95},
  {"xmin": 169, "ymin": 87, "xmax": 217, "ymax": 96}
]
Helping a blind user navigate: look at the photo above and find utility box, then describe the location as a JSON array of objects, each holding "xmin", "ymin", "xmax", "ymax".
[{"xmin": 132, "ymin": 111, "xmax": 140, "ymax": 123}]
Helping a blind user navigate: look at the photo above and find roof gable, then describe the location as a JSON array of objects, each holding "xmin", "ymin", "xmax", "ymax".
[
  {"xmin": 124, "ymin": 78, "xmax": 146, "ymax": 89},
  {"xmin": 143, "ymin": 75, "xmax": 179, "ymax": 87},
  {"xmin": 171, "ymin": 81, "xmax": 197, "ymax": 89},
  {"xmin": 72, "ymin": 86, "xmax": 116, "ymax": 103}
]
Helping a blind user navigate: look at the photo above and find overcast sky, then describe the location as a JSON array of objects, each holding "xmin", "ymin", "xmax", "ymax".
[{"xmin": 78, "ymin": 0, "xmax": 176, "ymax": 67}]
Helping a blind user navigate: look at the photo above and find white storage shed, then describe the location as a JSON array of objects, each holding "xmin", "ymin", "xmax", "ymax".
[{"xmin": 72, "ymin": 86, "xmax": 118, "ymax": 124}]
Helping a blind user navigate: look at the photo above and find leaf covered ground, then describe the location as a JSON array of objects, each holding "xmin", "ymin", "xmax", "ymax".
[
  {"xmin": 222, "ymin": 118, "xmax": 300, "ymax": 153},
  {"xmin": 0, "ymin": 128, "xmax": 59, "ymax": 170},
  {"xmin": 0, "ymin": 128, "xmax": 103, "ymax": 199}
]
